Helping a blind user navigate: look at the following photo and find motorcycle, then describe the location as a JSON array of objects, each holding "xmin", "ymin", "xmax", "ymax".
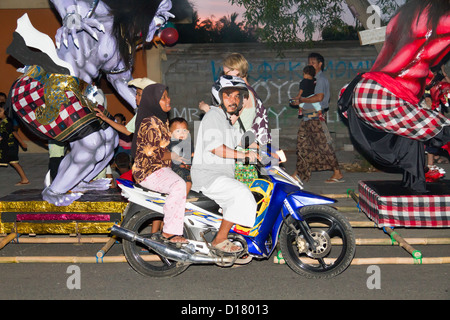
[{"xmin": 110, "ymin": 146, "xmax": 356, "ymax": 279}]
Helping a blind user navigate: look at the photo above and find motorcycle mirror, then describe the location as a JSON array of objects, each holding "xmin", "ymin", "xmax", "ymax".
[
  {"xmin": 240, "ymin": 130, "xmax": 256, "ymax": 149},
  {"xmin": 276, "ymin": 150, "xmax": 287, "ymax": 163}
]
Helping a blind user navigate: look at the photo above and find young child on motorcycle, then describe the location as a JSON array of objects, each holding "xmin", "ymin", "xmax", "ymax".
[{"xmin": 168, "ymin": 117, "xmax": 193, "ymax": 195}]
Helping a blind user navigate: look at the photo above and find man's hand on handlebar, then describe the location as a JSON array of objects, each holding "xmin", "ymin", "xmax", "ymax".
[{"xmin": 235, "ymin": 149, "xmax": 260, "ymax": 164}]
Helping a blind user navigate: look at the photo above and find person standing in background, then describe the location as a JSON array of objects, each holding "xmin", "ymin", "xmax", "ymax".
[{"xmin": 294, "ymin": 53, "xmax": 344, "ymax": 184}]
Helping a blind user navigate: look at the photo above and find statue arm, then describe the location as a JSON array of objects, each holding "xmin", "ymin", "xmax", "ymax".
[
  {"xmin": 145, "ymin": 0, "xmax": 175, "ymax": 42},
  {"xmin": 51, "ymin": 0, "xmax": 105, "ymax": 49},
  {"xmin": 106, "ymin": 71, "xmax": 138, "ymax": 110}
]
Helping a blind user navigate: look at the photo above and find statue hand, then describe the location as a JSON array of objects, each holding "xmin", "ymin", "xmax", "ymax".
[{"xmin": 56, "ymin": 12, "xmax": 105, "ymax": 49}]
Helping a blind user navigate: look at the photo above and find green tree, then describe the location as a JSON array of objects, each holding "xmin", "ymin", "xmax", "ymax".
[
  {"xmin": 321, "ymin": 18, "xmax": 362, "ymax": 41},
  {"xmin": 230, "ymin": 0, "xmax": 404, "ymax": 49}
]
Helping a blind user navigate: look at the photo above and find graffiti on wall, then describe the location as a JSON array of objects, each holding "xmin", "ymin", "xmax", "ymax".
[{"xmin": 211, "ymin": 59, "xmax": 375, "ymax": 82}]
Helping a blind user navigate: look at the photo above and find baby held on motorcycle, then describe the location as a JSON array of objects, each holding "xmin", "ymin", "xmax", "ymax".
[
  {"xmin": 168, "ymin": 117, "xmax": 193, "ymax": 195},
  {"xmin": 191, "ymin": 75, "xmax": 260, "ymax": 254}
]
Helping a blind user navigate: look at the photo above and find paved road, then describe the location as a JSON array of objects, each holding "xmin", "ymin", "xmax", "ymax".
[
  {"xmin": 0, "ymin": 240, "xmax": 449, "ymax": 300},
  {"xmin": 0, "ymin": 151, "xmax": 449, "ymax": 302}
]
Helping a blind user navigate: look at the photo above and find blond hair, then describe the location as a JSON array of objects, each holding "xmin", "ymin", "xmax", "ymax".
[{"xmin": 223, "ymin": 53, "xmax": 249, "ymax": 79}]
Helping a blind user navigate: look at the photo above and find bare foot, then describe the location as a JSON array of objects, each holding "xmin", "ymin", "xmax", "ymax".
[{"xmin": 15, "ymin": 180, "xmax": 30, "ymax": 186}]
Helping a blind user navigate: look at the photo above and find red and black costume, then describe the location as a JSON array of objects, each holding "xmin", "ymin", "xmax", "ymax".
[{"xmin": 339, "ymin": 0, "xmax": 450, "ymax": 192}]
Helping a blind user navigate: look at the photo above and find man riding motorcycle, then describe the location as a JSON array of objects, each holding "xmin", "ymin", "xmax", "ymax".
[{"xmin": 191, "ymin": 75, "xmax": 259, "ymax": 254}]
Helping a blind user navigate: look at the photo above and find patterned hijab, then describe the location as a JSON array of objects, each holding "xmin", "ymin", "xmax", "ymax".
[{"xmin": 131, "ymin": 83, "xmax": 168, "ymax": 158}]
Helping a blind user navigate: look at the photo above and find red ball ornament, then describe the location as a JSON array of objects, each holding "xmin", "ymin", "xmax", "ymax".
[{"xmin": 159, "ymin": 27, "xmax": 179, "ymax": 46}]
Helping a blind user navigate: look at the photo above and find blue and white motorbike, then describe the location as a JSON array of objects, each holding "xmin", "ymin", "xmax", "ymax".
[{"xmin": 110, "ymin": 148, "xmax": 355, "ymax": 279}]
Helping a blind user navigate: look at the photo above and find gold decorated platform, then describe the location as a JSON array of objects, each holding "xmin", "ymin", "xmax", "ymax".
[{"xmin": 0, "ymin": 189, "xmax": 127, "ymax": 235}]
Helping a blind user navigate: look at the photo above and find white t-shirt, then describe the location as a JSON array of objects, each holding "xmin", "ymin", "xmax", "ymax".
[{"xmin": 191, "ymin": 106, "xmax": 241, "ymax": 191}]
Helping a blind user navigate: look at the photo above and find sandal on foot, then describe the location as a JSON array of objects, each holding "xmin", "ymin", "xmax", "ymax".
[
  {"xmin": 152, "ymin": 232, "xmax": 188, "ymax": 245},
  {"xmin": 325, "ymin": 178, "xmax": 345, "ymax": 183},
  {"xmin": 212, "ymin": 239, "xmax": 242, "ymax": 254},
  {"xmin": 163, "ymin": 234, "xmax": 188, "ymax": 244}
]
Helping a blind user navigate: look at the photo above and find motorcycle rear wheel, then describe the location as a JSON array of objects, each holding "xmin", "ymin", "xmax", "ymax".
[
  {"xmin": 279, "ymin": 205, "xmax": 355, "ymax": 279},
  {"xmin": 121, "ymin": 209, "xmax": 190, "ymax": 278}
]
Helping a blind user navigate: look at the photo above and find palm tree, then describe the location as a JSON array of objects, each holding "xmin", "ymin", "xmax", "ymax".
[
  {"xmin": 217, "ymin": 13, "xmax": 258, "ymax": 42},
  {"xmin": 177, "ymin": 11, "xmax": 258, "ymax": 43}
]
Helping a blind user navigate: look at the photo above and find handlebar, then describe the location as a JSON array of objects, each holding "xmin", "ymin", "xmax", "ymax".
[{"xmin": 238, "ymin": 148, "xmax": 283, "ymax": 168}]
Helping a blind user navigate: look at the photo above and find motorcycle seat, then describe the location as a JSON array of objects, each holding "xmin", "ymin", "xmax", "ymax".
[
  {"xmin": 187, "ymin": 190, "xmax": 222, "ymax": 215},
  {"xmin": 132, "ymin": 181, "xmax": 222, "ymax": 215}
]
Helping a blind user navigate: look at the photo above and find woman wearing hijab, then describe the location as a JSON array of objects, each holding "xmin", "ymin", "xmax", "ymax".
[{"xmin": 131, "ymin": 84, "xmax": 188, "ymax": 244}]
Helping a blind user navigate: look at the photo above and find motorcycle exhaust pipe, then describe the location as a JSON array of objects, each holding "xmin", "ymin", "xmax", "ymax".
[{"xmin": 110, "ymin": 225, "xmax": 235, "ymax": 265}]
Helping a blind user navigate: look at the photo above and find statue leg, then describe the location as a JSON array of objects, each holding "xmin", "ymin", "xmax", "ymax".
[
  {"xmin": 42, "ymin": 127, "xmax": 118, "ymax": 206},
  {"xmin": 71, "ymin": 127, "xmax": 118, "ymax": 191}
]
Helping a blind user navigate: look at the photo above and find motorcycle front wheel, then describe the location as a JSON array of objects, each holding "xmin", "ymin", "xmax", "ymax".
[
  {"xmin": 279, "ymin": 205, "xmax": 355, "ymax": 279},
  {"xmin": 121, "ymin": 209, "xmax": 190, "ymax": 278}
]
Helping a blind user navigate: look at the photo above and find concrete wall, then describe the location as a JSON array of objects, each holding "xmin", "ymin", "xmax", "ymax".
[{"xmin": 162, "ymin": 42, "xmax": 378, "ymax": 151}]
